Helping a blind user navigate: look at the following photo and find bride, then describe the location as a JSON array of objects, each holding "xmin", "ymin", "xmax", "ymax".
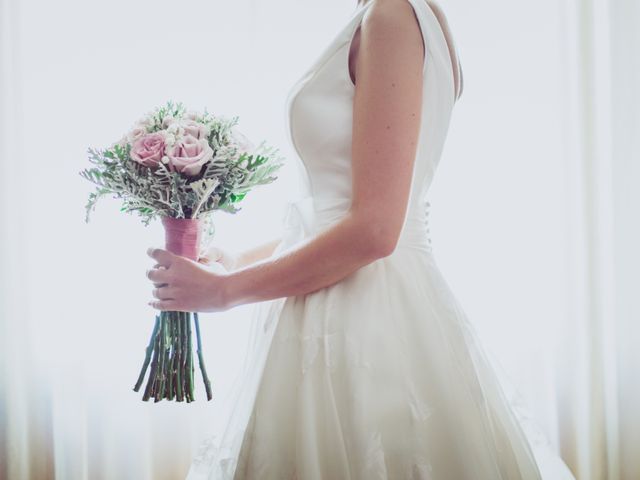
[{"xmin": 146, "ymin": 0, "xmax": 576, "ymax": 478}]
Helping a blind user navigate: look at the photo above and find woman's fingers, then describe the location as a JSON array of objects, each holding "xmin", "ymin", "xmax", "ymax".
[
  {"xmin": 146, "ymin": 249, "xmax": 182, "ymax": 310},
  {"xmin": 147, "ymin": 247, "xmax": 175, "ymax": 267},
  {"xmin": 147, "ymin": 267, "xmax": 169, "ymax": 283},
  {"xmin": 148, "ymin": 299, "xmax": 177, "ymax": 311},
  {"xmin": 152, "ymin": 286, "xmax": 175, "ymax": 300}
]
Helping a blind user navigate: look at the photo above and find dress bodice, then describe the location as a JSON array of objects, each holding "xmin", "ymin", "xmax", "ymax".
[
  {"xmin": 278, "ymin": 0, "xmax": 461, "ymax": 254},
  {"xmin": 186, "ymin": 4, "xmax": 575, "ymax": 479}
]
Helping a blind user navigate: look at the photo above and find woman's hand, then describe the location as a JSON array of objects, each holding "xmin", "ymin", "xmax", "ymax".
[
  {"xmin": 197, "ymin": 245, "xmax": 240, "ymax": 272},
  {"xmin": 146, "ymin": 247, "xmax": 231, "ymax": 313}
]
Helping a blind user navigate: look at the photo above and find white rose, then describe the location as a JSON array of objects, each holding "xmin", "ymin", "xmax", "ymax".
[{"xmin": 127, "ymin": 124, "xmax": 148, "ymax": 143}]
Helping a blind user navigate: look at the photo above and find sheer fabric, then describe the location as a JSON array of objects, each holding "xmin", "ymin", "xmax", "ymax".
[{"xmin": 186, "ymin": 1, "xmax": 575, "ymax": 478}]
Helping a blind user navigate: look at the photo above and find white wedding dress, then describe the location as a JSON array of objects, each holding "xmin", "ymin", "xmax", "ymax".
[{"xmin": 187, "ymin": 1, "xmax": 576, "ymax": 478}]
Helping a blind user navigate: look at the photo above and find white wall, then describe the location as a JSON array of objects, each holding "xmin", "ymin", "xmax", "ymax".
[
  {"xmin": 429, "ymin": 0, "xmax": 570, "ymax": 447},
  {"xmin": 610, "ymin": 1, "xmax": 640, "ymax": 478}
]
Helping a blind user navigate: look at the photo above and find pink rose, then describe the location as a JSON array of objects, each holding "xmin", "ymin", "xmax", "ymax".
[
  {"xmin": 182, "ymin": 119, "xmax": 210, "ymax": 140},
  {"xmin": 130, "ymin": 132, "xmax": 165, "ymax": 168},
  {"xmin": 166, "ymin": 135, "xmax": 214, "ymax": 176}
]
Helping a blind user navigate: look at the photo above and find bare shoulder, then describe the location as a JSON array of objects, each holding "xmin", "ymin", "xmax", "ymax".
[
  {"xmin": 360, "ymin": 0, "xmax": 425, "ymax": 54},
  {"xmin": 362, "ymin": 0, "xmax": 423, "ymax": 34}
]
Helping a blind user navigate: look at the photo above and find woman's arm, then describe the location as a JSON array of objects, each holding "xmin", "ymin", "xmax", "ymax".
[
  {"xmin": 224, "ymin": 0, "xmax": 425, "ymax": 307},
  {"xmin": 233, "ymin": 237, "xmax": 283, "ymax": 270},
  {"xmin": 201, "ymin": 237, "xmax": 283, "ymax": 271},
  {"xmin": 147, "ymin": 0, "xmax": 425, "ymax": 312}
]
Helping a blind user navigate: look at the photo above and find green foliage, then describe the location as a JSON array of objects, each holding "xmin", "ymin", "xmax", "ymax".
[{"xmin": 79, "ymin": 101, "xmax": 285, "ymax": 225}]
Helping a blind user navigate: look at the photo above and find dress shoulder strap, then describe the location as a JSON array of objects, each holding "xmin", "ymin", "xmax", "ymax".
[
  {"xmin": 357, "ymin": 0, "xmax": 462, "ymax": 102},
  {"xmin": 405, "ymin": 0, "xmax": 463, "ymax": 101},
  {"xmin": 423, "ymin": 0, "xmax": 464, "ymax": 100}
]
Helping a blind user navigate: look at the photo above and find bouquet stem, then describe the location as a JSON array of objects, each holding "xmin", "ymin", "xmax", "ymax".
[
  {"xmin": 194, "ymin": 313, "xmax": 212, "ymax": 401},
  {"xmin": 132, "ymin": 217, "xmax": 214, "ymax": 402},
  {"xmin": 134, "ymin": 315, "xmax": 160, "ymax": 392}
]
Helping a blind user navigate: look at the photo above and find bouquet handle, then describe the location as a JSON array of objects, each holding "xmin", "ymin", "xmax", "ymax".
[{"xmin": 132, "ymin": 217, "xmax": 213, "ymax": 402}]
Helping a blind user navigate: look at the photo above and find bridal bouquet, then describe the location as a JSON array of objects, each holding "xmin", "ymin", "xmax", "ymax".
[{"xmin": 80, "ymin": 100, "xmax": 284, "ymax": 402}]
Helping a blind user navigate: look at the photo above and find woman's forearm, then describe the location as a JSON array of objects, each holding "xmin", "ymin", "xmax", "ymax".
[
  {"xmin": 224, "ymin": 212, "xmax": 389, "ymax": 308},
  {"xmin": 234, "ymin": 236, "xmax": 283, "ymax": 270}
]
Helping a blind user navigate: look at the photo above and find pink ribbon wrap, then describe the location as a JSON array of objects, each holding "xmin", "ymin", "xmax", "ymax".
[{"xmin": 161, "ymin": 217, "xmax": 203, "ymax": 261}]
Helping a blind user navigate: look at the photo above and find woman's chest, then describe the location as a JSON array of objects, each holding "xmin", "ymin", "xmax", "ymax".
[{"xmin": 285, "ymin": 39, "xmax": 357, "ymax": 176}]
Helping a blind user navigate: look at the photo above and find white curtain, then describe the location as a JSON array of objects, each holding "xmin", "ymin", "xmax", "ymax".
[{"xmin": 0, "ymin": 0, "xmax": 636, "ymax": 479}]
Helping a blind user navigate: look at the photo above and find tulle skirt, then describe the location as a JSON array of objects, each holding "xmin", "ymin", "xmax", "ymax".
[{"xmin": 186, "ymin": 242, "xmax": 575, "ymax": 480}]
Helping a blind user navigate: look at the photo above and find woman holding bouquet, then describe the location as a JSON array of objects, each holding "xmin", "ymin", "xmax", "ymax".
[{"xmin": 146, "ymin": 0, "xmax": 575, "ymax": 479}]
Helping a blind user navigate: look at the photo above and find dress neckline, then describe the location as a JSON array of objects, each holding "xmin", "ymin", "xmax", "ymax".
[{"xmin": 290, "ymin": 4, "xmax": 371, "ymax": 88}]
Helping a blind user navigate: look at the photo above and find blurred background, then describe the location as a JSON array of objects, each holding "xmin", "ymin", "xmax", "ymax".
[{"xmin": 0, "ymin": 0, "xmax": 637, "ymax": 479}]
